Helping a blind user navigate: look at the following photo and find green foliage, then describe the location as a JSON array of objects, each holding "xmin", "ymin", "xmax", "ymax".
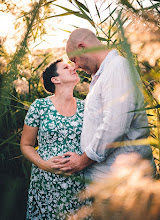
[
  {"xmin": 0, "ymin": 0, "xmax": 159, "ymax": 218},
  {"xmin": 0, "ymin": 1, "xmax": 55, "ymax": 217}
]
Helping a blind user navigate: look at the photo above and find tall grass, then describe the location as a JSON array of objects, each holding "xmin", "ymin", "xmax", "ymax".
[
  {"xmin": 0, "ymin": 1, "xmax": 54, "ymax": 218},
  {"xmin": 0, "ymin": 0, "xmax": 159, "ymax": 219}
]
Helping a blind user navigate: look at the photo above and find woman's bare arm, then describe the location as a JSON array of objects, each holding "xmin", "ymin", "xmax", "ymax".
[{"xmin": 20, "ymin": 124, "xmax": 67, "ymax": 173}]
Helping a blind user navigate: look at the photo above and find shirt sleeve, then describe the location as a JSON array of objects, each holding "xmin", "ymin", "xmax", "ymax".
[
  {"xmin": 24, "ymin": 99, "xmax": 41, "ymax": 127},
  {"xmin": 85, "ymin": 57, "xmax": 137, "ymax": 162}
]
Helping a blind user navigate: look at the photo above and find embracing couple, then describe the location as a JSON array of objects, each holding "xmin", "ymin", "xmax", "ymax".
[{"xmin": 20, "ymin": 28, "xmax": 155, "ymax": 220}]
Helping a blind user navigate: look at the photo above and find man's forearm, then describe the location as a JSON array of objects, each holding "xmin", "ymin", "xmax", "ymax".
[{"xmin": 79, "ymin": 152, "xmax": 95, "ymax": 170}]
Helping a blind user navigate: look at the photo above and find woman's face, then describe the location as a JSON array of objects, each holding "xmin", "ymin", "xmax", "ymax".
[{"xmin": 56, "ymin": 61, "xmax": 80, "ymax": 85}]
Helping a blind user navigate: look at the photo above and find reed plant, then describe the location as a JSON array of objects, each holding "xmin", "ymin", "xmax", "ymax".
[{"xmin": 0, "ymin": 0, "xmax": 159, "ymax": 219}]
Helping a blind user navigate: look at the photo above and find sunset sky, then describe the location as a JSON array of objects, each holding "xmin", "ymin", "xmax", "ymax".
[
  {"xmin": 0, "ymin": 0, "xmax": 153, "ymax": 53},
  {"xmin": 0, "ymin": 0, "xmax": 108, "ymax": 51}
]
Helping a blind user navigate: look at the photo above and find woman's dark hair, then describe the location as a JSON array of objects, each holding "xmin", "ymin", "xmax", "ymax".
[{"xmin": 42, "ymin": 59, "xmax": 62, "ymax": 93}]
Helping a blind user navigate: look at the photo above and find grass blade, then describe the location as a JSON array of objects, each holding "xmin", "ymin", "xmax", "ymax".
[
  {"xmin": 74, "ymin": 0, "xmax": 89, "ymax": 13},
  {"xmin": 100, "ymin": 7, "xmax": 118, "ymax": 24}
]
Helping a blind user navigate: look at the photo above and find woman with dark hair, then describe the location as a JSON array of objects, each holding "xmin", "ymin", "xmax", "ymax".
[{"xmin": 20, "ymin": 59, "xmax": 85, "ymax": 219}]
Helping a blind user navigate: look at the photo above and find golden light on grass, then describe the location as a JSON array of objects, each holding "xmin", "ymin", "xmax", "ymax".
[
  {"xmin": 13, "ymin": 77, "xmax": 29, "ymax": 94},
  {"xmin": 74, "ymin": 153, "xmax": 160, "ymax": 220},
  {"xmin": 106, "ymin": 137, "xmax": 159, "ymax": 149},
  {"xmin": 125, "ymin": 11, "xmax": 160, "ymax": 66}
]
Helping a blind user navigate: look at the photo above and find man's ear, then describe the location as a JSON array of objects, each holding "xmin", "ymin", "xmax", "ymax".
[
  {"xmin": 78, "ymin": 43, "xmax": 86, "ymax": 49},
  {"xmin": 51, "ymin": 76, "xmax": 60, "ymax": 84}
]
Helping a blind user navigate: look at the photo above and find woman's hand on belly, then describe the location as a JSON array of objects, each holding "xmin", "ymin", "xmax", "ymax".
[{"xmin": 39, "ymin": 156, "xmax": 71, "ymax": 175}]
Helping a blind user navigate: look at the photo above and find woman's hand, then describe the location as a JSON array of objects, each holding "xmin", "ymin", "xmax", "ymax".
[
  {"xmin": 39, "ymin": 156, "xmax": 71, "ymax": 175},
  {"xmin": 50, "ymin": 152, "xmax": 82, "ymax": 174},
  {"xmin": 51, "ymin": 152, "xmax": 95, "ymax": 174}
]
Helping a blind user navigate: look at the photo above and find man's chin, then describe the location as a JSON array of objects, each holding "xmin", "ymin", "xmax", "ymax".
[
  {"xmin": 83, "ymin": 68, "xmax": 92, "ymax": 75},
  {"xmin": 80, "ymin": 67, "xmax": 92, "ymax": 75},
  {"xmin": 86, "ymin": 70, "xmax": 93, "ymax": 75}
]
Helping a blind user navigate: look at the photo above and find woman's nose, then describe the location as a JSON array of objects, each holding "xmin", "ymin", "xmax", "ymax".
[
  {"xmin": 74, "ymin": 63, "xmax": 79, "ymax": 70},
  {"xmin": 71, "ymin": 65, "xmax": 76, "ymax": 71}
]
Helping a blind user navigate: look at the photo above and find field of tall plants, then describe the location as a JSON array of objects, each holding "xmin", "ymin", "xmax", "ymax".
[{"xmin": 0, "ymin": 0, "xmax": 160, "ymax": 219}]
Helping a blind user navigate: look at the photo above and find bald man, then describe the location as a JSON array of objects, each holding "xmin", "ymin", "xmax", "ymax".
[{"xmin": 54, "ymin": 28, "xmax": 155, "ymax": 181}]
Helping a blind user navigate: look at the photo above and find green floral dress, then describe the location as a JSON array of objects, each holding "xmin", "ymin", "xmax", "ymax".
[{"xmin": 24, "ymin": 97, "xmax": 85, "ymax": 220}]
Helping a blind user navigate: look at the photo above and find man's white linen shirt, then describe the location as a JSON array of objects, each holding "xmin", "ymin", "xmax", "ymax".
[{"xmin": 80, "ymin": 50, "xmax": 154, "ymax": 181}]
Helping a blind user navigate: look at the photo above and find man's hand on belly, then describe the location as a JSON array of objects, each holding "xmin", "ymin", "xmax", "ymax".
[{"xmin": 52, "ymin": 152, "xmax": 95, "ymax": 174}]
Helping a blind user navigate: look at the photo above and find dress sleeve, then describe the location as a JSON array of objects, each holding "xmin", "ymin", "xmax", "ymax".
[{"xmin": 24, "ymin": 99, "xmax": 41, "ymax": 127}]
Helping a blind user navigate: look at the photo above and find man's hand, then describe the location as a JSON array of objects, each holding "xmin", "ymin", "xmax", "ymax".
[
  {"xmin": 39, "ymin": 156, "xmax": 70, "ymax": 175},
  {"xmin": 50, "ymin": 152, "xmax": 81, "ymax": 174},
  {"xmin": 61, "ymin": 152, "xmax": 82, "ymax": 174},
  {"xmin": 52, "ymin": 152, "xmax": 95, "ymax": 174}
]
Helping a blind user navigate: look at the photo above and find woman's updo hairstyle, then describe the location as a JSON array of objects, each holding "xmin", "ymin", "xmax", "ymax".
[{"xmin": 43, "ymin": 59, "xmax": 62, "ymax": 93}]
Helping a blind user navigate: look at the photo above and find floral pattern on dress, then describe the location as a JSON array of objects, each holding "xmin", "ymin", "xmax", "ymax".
[{"xmin": 24, "ymin": 97, "xmax": 86, "ymax": 220}]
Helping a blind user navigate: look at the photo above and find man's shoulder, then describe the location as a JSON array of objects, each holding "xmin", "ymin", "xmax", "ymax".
[
  {"xmin": 99, "ymin": 54, "xmax": 131, "ymax": 86},
  {"xmin": 105, "ymin": 53, "xmax": 128, "ymax": 69},
  {"xmin": 101, "ymin": 54, "xmax": 129, "ymax": 77}
]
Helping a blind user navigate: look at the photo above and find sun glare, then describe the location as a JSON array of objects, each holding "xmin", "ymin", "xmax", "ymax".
[{"xmin": 0, "ymin": 0, "xmax": 108, "ymax": 53}]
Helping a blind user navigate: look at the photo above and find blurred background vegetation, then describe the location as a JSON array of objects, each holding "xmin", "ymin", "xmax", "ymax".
[{"xmin": 0, "ymin": 0, "xmax": 159, "ymax": 219}]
